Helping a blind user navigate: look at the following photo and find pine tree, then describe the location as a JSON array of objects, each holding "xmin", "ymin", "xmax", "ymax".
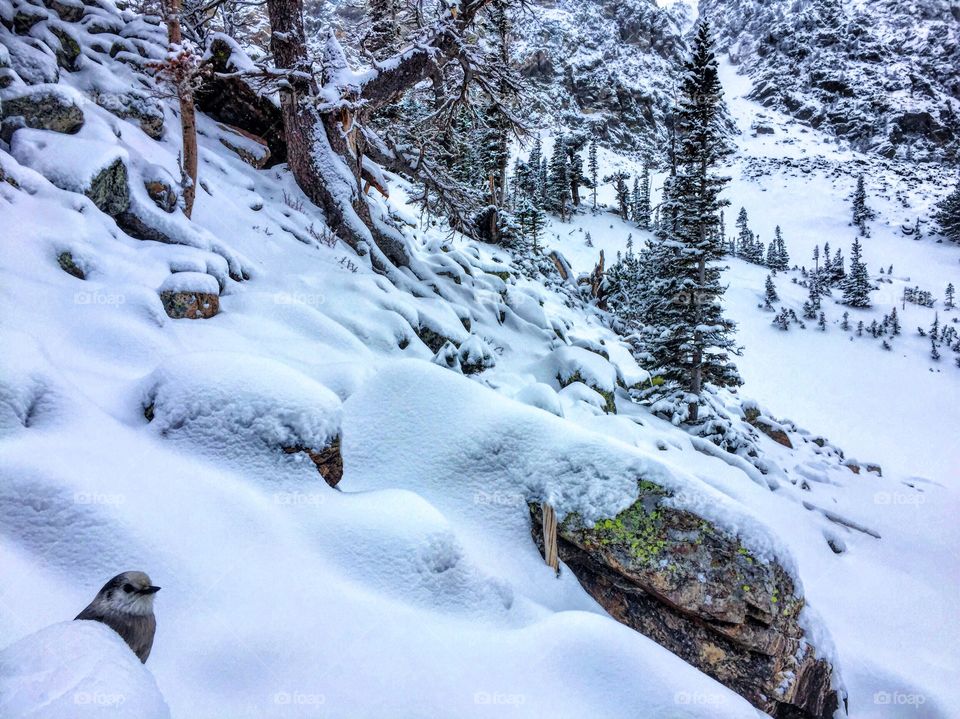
[
  {"xmin": 931, "ymin": 337, "xmax": 941, "ymax": 361},
  {"xmin": 818, "ymin": 311, "xmax": 827, "ymax": 331},
  {"xmin": 604, "ymin": 171, "xmax": 631, "ymax": 218},
  {"xmin": 764, "ymin": 274, "xmax": 779, "ymax": 309},
  {"xmin": 765, "ymin": 241, "xmax": 778, "ymax": 270},
  {"xmin": 735, "ymin": 207, "xmax": 751, "ymax": 258},
  {"xmin": 636, "ymin": 164, "xmax": 651, "ymax": 230},
  {"xmin": 842, "ymin": 236, "xmax": 872, "ymax": 307},
  {"xmin": 813, "ymin": 244, "xmax": 821, "ymax": 273},
  {"xmin": 640, "ymin": 21, "xmax": 739, "ymax": 422},
  {"xmin": 933, "ymin": 178, "xmax": 960, "ymax": 243},
  {"xmin": 945, "ymin": 283, "xmax": 956, "ymax": 311},
  {"xmin": 857, "ymin": 320, "xmax": 864, "ymax": 336},
  {"xmin": 567, "ymin": 141, "xmax": 586, "ymax": 208},
  {"xmin": 588, "ymin": 137, "xmax": 599, "ymax": 211},
  {"xmin": 831, "ymin": 247, "xmax": 845, "ymax": 283},
  {"xmin": 770, "ymin": 225, "xmax": 790, "ymax": 271},
  {"xmin": 631, "ymin": 177, "xmax": 642, "ymax": 224},
  {"xmin": 546, "ymin": 137, "xmax": 569, "ymax": 220},
  {"xmin": 851, "ymin": 174, "xmax": 874, "ymax": 237},
  {"xmin": 841, "ymin": 311, "xmax": 850, "ymax": 330},
  {"xmin": 889, "ymin": 306, "xmax": 901, "ymax": 335}
]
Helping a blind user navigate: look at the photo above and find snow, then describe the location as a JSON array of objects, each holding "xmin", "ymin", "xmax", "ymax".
[
  {"xmin": 157, "ymin": 271, "xmax": 219, "ymax": 295},
  {"xmin": 0, "ymin": 621, "xmax": 170, "ymax": 719},
  {"xmin": 2, "ymin": 3, "xmax": 958, "ymax": 717}
]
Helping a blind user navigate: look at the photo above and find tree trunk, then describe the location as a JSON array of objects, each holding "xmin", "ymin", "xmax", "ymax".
[
  {"xmin": 163, "ymin": 0, "xmax": 198, "ymax": 219},
  {"xmin": 266, "ymin": 0, "xmax": 409, "ymax": 268}
]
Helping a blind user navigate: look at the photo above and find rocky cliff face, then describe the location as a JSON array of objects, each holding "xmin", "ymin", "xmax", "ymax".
[
  {"xmin": 512, "ymin": 0, "xmax": 690, "ymax": 156},
  {"xmin": 531, "ymin": 482, "xmax": 842, "ymax": 719},
  {"xmin": 701, "ymin": 0, "xmax": 960, "ymax": 162}
]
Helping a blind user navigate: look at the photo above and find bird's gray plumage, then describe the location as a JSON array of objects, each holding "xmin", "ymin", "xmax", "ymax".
[{"xmin": 75, "ymin": 571, "xmax": 160, "ymax": 663}]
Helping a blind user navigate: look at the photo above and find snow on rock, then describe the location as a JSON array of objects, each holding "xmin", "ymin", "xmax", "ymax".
[
  {"xmin": 0, "ymin": 83, "xmax": 84, "ymax": 134},
  {"xmin": 157, "ymin": 271, "xmax": 219, "ymax": 296},
  {"xmin": 141, "ymin": 353, "xmax": 342, "ymax": 471},
  {"xmin": 513, "ymin": 382, "xmax": 564, "ymax": 418},
  {"xmin": 0, "ymin": 621, "xmax": 170, "ymax": 719},
  {"xmin": 10, "ymin": 129, "xmax": 126, "ymax": 200}
]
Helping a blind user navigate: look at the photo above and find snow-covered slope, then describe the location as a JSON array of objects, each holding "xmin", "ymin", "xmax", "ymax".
[{"xmin": 2, "ymin": 1, "xmax": 958, "ymax": 718}]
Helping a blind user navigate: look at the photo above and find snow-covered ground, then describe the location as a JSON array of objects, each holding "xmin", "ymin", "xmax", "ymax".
[{"xmin": 2, "ymin": 12, "xmax": 958, "ymax": 719}]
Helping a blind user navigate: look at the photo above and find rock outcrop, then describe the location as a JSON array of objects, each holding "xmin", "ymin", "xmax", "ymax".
[
  {"xmin": 530, "ymin": 482, "xmax": 841, "ymax": 719},
  {"xmin": 282, "ymin": 437, "xmax": 343, "ymax": 488}
]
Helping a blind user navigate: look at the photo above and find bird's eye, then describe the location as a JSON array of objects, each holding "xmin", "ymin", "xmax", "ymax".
[{"xmin": 123, "ymin": 583, "xmax": 135, "ymax": 593}]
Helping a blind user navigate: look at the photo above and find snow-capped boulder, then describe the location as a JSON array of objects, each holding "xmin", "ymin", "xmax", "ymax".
[
  {"xmin": 92, "ymin": 91, "xmax": 164, "ymax": 139},
  {"xmin": 141, "ymin": 353, "xmax": 343, "ymax": 481},
  {"xmin": 547, "ymin": 345, "xmax": 618, "ymax": 414},
  {"xmin": 456, "ymin": 335, "xmax": 495, "ymax": 375},
  {"xmin": 10, "ymin": 130, "xmax": 129, "ymax": 215},
  {"xmin": 530, "ymin": 487, "xmax": 842, "ymax": 719},
  {"xmin": 514, "ymin": 382, "xmax": 564, "ymax": 418},
  {"xmin": 0, "ymin": 84, "xmax": 83, "ymax": 137},
  {"xmin": 0, "ymin": 621, "xmax": 170, "ymax": 719},
  {"xmin": 158, "ymin": 272, "xmax": 219, "ymax": 319}
]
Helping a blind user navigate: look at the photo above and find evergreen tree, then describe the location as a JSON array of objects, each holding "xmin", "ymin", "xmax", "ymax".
[
  {"xmin": 605, "ymin": 171, "xmax": 632, "ymax": 218},
  {"xmin": 765, "ymin": 241, "xmax": 778, "ymax": 270},
  {"xmin": 546, "ymin": 137, "xmax": 569, "ymax": 219},
  {"xmin": 769, "ymin": 225, "xmax": 790, "ymax": 271},
  {"xmin": 831, "ymin": 247, "xmax": 845, "ymax": 283},
  {"xmin": 803, "ymin": 275, "xmax": 821, "ymax": 319},
  {"xmin": 566, "ymin": 140, "xmax": 586, "ymax": 208},
  {"xmin": 889, "ymin": 306, "xmax": 901, "ymax": 335},
  {"xmin": 842, "ymin": 236, "xmax": 872, "ymax": 307},
  {"xmin": 851, "ymin": 174, "xmax": 874, "ymax": 236},
  {"xmin": 818, "ymin": 311, "xmax": 827, "ymax": 331},
  {"xmin": 639, "ymin": 21, "xmax": 739, "ymax": 422},
  {"xmin": 636, "ymin": 164, "xmax": 651, "ymax": 230},
  {"xmin": 735, "ymin": 207, "xmax": 751, "ymax": 258},
  {"xmin": 631, "ymin": 177, "xmax": 642, "ymax": 224},
  {"xmin": 588, "ymin": 137, "xmax": 599, "ymax": 211},
  {"xmin": 931, "ymin": 337, "xmax": 941, "ymax": 361},
  {"xmin": 945, "ymin": 283, "xmax": 956, "ymax": 311},
  {"xmin": 764, "ymin": 274, "xmax": 779, "ymax": 309},
  {"xmin": 857, "ymin": 320, "xmax": 864, "ymax": 336},
  {"xmin": 933, "ymin": 179, "xmax": 960, "ymax": 243},
  {"xmin": 841, "ymin": 311, "xmax": 850, "ymax": 330}
]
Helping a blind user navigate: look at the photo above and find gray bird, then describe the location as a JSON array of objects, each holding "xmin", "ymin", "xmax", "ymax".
[{"xmin": 74, "ymin": 571, "xmax": 160, "ymax": 663}]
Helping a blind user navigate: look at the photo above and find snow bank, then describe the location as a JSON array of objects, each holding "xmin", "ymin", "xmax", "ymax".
[
  {"xmin": 0, "ymin": 621, "xmax": 169, "ymax": 719},
  {"xmin": 547, "ymin": 345, "xmax": 618, "ymax": 393},
  {"xmin": 157, "ymin": 272, "xmax": 219, "ymax": 295}
]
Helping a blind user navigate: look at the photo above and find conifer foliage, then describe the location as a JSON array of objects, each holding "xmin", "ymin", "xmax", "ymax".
[
  {"xmin": 636, "ymin": 21, "xmax": 740, "ymax": 422},
  {"xmin": 933, "ymin": 179, "xmax": 960, "ymax": 243}
]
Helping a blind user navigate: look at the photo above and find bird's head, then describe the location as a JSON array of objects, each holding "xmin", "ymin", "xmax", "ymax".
[{"xmin": 93, "ymin": 571, "xmax": 161, "ymax": 616}]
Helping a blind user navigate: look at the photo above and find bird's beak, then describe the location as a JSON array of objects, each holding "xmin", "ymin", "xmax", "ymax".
[{"xmin": 140, "ymin": 586, "xmax": 161, "ymax": 595}]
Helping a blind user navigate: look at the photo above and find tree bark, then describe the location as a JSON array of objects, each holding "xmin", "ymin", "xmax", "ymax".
[
  {"xmin": 266, "ymin": 0, "xmax": 414, "ymax": 267},
  {"xmin": 163, "ymin": 0, "xmax": 199, "ymax": 219}
]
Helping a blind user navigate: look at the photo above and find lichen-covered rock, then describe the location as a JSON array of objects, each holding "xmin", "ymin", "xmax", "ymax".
[
  {"xmin": 158, "ymin": 272, "xmax": 220, "ymax": 319},
  {"xmin": 85, "ymin": 156, "xmax": 129, "ymax": 216},
  {"xmin": 44, "ymin": 0, "xmax": 86, "ymax": 22},
  {"xmin": 282, "ymin": 436, "xmax": 343, "ymax": 488},
  {"xmin": 92, "ymin": 91, "xmax": 164, "ymax": 138},
  {"xmin": 50, "ymin": 25, "xmax": 82, "ymax": 70},
  {"xmin": 0, "ymin": 84, "xmax": 83, "ymax": 134},
  {"xmin": 530, "ymin": 482, "xmax": 841, "ymax": 719},
  {"xmin": 57, "ymin": 250, "xmax": 85, "ymax": 279},
  {"xmin": 1, "ymin": 31, "xmax": 60, "ymax": 85}
]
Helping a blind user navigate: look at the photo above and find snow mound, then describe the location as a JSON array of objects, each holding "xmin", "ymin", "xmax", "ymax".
[
  {"xmin": 514, "ymin": 382, "xmax": 565, "ymax": 418},
  {"xmin": 142, "ymin": 353, "xmax": 342, "ymax": 466},
  {"xmin": 157, "ymin": 272, "xmax": 219, "ymax": 295},
  {"xmin": 0, "ymin": 621, "xmax": 169, "ymax": 719},
  {"xmin": 547, "ymin": 345, "xmax": 618, "ymax": 393}
]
